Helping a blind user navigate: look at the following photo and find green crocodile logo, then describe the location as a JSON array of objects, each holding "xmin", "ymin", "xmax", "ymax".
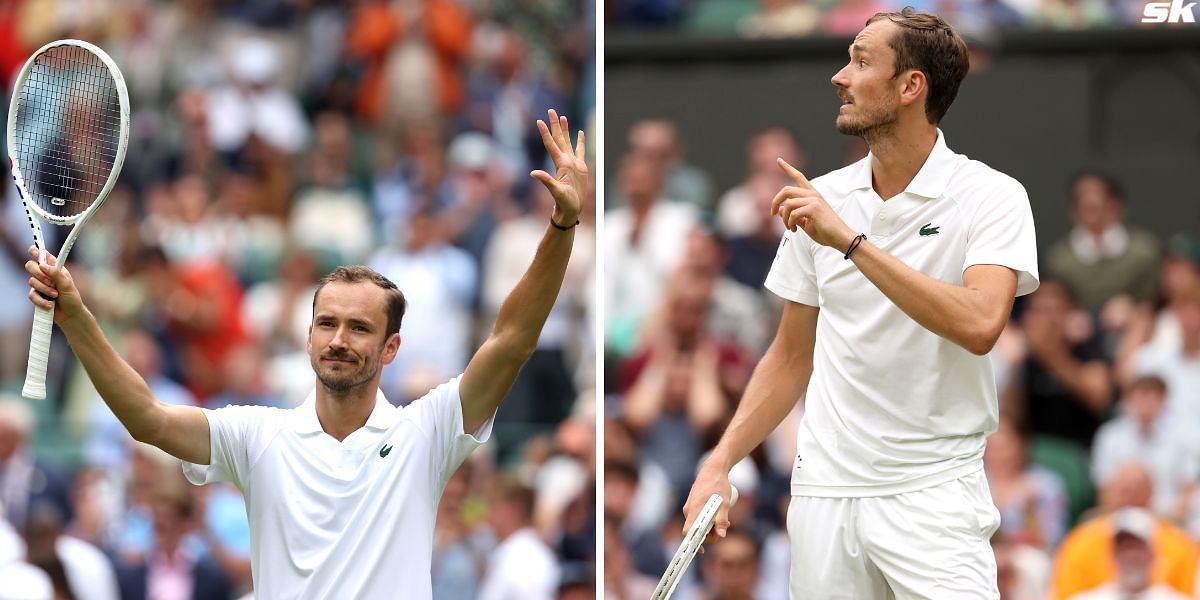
[
  {"xmin": 919, "ymin": 223, "xmax": 940, "ymax": 237},
  {"xmin": 379, "ymin": 444, "xmax": 393, "ymax": 458}
]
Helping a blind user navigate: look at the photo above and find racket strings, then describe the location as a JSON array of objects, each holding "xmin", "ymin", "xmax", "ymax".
[{"xmin": 12, "ymin": 44, "xmax": 121, "ymax": 219}]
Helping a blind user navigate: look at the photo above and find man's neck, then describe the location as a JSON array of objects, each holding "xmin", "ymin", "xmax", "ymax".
[
  {"xmin": 866, "ymin": 122, "xmax": 938, "ymax": 201},
  {"xmin": 315, "ymin": 384, "xmax": 378, "ymax": 441}
]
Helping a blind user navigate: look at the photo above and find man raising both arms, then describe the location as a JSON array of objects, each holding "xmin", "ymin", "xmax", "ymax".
[
  {"xmin": 25, "ymin": 110, "xmax": 587, "ymax": 599},
  {"xmin": 682, "ymin": 10, "xmax": 1038, "ymax": 598}
]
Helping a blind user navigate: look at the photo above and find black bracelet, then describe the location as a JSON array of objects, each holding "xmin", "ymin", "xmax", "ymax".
[
  {"xmin": 550, "ymin": 216, "xmax": 580, "ymax": 231},
  {"xmin": 844, "ymin": 233, "xmax": 867, "ymax": 260}
]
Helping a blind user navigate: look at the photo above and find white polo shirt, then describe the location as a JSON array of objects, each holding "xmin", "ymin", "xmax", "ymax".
[
  {"xmin": 182, "ymin": 376, "xmax": 493, "ymax": 598},
  {"xmin": 765, "ymin": 130, "xmax": 1038, "ymax": 497}
]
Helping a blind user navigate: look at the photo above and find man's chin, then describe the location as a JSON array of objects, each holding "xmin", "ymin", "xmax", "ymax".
[
  {"xmin": 316, "ymin": 367, "xmax": 377, "ymax": 394},
  {"xmin": 835, "ymin": 117, "xmax": 866, "ymax": 136}
]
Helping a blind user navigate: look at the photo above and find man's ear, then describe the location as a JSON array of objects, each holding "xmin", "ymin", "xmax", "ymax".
[
  {"xmin": 381, "ymin": 332, "xmax": 401, "ymax": 365},
  {"xmin": 898, "ymin": 69, "xmax": 927, "ymax": 110}
]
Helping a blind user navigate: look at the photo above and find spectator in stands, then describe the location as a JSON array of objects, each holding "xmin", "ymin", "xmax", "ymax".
[
  {"xmin": 433, "ymin": 465, "xmax": 483, "ymax": 599},
  {"xmin": 0, "ymin": 193, "xmax": 35, "ymax": 388},
  {"xmin": 0, "ymin": 559, "xmax": 53, "ymax": 600},
  {"xmin": 1052, "ymin": 463, "xmax": 1198, "ymax": 599},
  {"xmin": 620, "ymin": 273, "xmax": 753, "ymax": 499},
  {"xmin": 821, "ymin": 0, "xmax": 893, "ymax": 35},
  {"xmin": 368, "ymin": 209, "xmax": 477, "ymax": 402},
  {"xmin": 479, "ymin": 478, "xmax": 560, "ymax": 600},
  {"xmin": 622, "ymin": 119, "xmax": 716, "ymax": 212},
  {"xmin": 1035, "ymin": 0, "xmax": 1114, "ymax": 29},
  {"xmin": 1013, "ymin": 279, "xmax": 1114, "ymax": 448},
  {"xmin": 0, "ymin": 399, "xmax": 72, "ymax": 532},
  {"xmin": 993, "ymin": 532, "xmax": 1053, "ymax": 600},
  {"xmin": 985, "ymin": 414, "xmax": 1070, "ymax": 550},
  {"xmin": 289, "ymin": 115, "xmax": 376, "ymax": 273},
  {"xmin": 605, "ymin": 156, "xmax": 699, "ymax": 356},
  {"xmin": 113, "ymin": 480, "xmax": 235, "ymax": 600},
  {"xmin": 701, "ymin": 528, "xmax": 760, "ymax": 600},
  {"xmin": 603, "ymin": 517, "xmax": 659, "ymax": 600},
  {"xmin": 676, "ymin": 228, "xmax": 770, "ymax": 354},
  {"xmin": 440, "ymin": 131, "xmax": 518, "ymax": 269},
  {"xmin": 1066, "ymin": 508, "xmax": 1193, "ymax": 600},
  {"xmin": 724, "ymin": 172, "xmax": 788, "ymax": 292},
  {"xmin": 23, "ymin": 500, "xmax": 119, "ymax": 600},
  {"xmin": 716, "ymin": 127, "xmax": 801, "ymax": 239},
  {"xmin": 462, "ymin": 25, "xmax": 563, "ymax": 177},
  {"xmin": 206, "ymin": 36, "xmax": 309, "ymax": 155},
  {"xmin": 207, "ymin": 344, "xmax": 285, "ymax": 409},
  {"xmin": 1130, "ymin": 285, "xmax": 1200, "ymax": 430},
  {"xmin": 1091, "ymin": 375, "xmax": 1199, "ymax": 521},
  {"xmin": 738, "ymin": 0, "xmax": 821, "ymax": 37},
  {"xmin": 1047, "ymin": 171, "xmax": 1160, "ymax": 314}
]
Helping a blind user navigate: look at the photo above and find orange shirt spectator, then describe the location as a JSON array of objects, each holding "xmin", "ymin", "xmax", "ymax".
[{"xmin": 1051, "ymin": 513, "xmax": 1198, "ymax": 599}]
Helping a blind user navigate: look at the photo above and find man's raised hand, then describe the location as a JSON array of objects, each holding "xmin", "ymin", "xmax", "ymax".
[
  {"xmin": 772, "ymin": 158, "xmax": 856, "ymax": 251},
  {"xmin": 530, "ymin": 109, "xmax": 587, "ymax": 227}
]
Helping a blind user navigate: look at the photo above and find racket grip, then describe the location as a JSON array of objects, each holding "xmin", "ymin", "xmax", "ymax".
[{"xmin": 22, "ymin": 304, "xmax": 55, "ymax": 400}]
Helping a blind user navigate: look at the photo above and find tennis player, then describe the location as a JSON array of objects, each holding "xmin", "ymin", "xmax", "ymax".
[
  {"xmin": 682, "ymin": 9, "xmax": 1038, "ymax": 598},
  {"xmin": 24, "ymin": 110, "xmax": 586, "ymax": 598}
]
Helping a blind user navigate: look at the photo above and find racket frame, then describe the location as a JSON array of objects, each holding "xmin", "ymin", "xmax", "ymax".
[
  {"xmin": 651, "ymin": 486, "xmax": 739, "ymax": 600},
  {"xmin": 7, "ymin": 38, "xmax": 130, "ymax": 399}
]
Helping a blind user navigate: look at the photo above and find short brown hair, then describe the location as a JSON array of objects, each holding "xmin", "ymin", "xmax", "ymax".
[
  {"xmin": 494, "ymin": 477, "xmax": 536, "ymax": 522},
  {"xmin": 1129, "ymin": 375, "xmax": 1167, "ymax": 396},
  {"xmin": 312, "ymin": 266, "xmax": 407, "ymax": 337},
  {"xmin": 866, "ymin": 8, "xmax": 969, "ymax": 124}
]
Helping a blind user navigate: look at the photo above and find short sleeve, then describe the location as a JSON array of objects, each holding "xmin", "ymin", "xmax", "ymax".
[
  {"xmin": 402, "ymin": 376, "xmax": 494, "ymax": 487},
  {"xmin": 182, "ymin": 405, "xmax": 281, "ymax": 490},
  {"xmin": 764, "ymin": 229, "xmax": 820, "ymax": 306},
  {"xmin": 964, "ymin": 179, "xmax": 1040, "ymax": 297}
]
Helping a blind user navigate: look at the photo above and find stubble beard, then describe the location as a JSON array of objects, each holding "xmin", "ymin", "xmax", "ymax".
[
  {"xmin": 835, "ymin": 96, "xmax": 899, "ymax": 146},
  {"xmin": 312, "ymin": 354, "xmax": 378, "ymax": 395}
]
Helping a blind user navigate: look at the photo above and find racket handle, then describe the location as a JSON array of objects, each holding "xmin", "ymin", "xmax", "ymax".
[{"xmin": 22, "ymin": 304, "xmax": 55, "ymax": 400}]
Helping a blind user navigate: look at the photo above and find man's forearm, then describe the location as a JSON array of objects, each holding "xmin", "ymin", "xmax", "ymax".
[
  {"xmin": 59, "ymin": 310, "xmax": 165, "ymax": 443},
  {"xmin": 848, "ymin": 240, "xmax": 1013, "ymax": 355},
  {"xmin": 708, "ymin": 341, "xmax": 811, "ymax": 471},
  {"xmin": 488, "ymin": 221, "xmax": 574, "ymax": 356}
]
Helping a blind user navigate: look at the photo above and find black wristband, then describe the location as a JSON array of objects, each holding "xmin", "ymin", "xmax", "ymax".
[
  {"xmin": 550, "ymin": 216, "xmax": 580, "ymax": 231},
  {"xmin": 844, "ymin": 233, "xmax": 867, "ymax": 260}
]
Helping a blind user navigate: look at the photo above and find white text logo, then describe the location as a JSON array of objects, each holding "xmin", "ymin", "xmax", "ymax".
[{"xmin": 1143, "ymin": 0, "xmax": 1197, "ymax": 22}]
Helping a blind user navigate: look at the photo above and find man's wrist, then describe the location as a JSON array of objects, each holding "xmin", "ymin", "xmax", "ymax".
[
  {"xmin": 551, "ymin": 208, "xmax": 580, "ymax": 230},
  {"xmin": 705, "ymin": 448, "xmax": 736, "ymax": 473},
  {"xmin": 839, "ymin": 229, "xmax": 861, "ymax": 253}
]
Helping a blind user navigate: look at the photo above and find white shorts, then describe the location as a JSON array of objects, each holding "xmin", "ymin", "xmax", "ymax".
[{"xmin": 787, "ymin": 469, "xmax": 1001, "ymax": 600}]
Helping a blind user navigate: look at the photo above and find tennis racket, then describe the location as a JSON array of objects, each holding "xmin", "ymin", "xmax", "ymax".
[
  {"xmin": 652, "ymin": 485, "xmax": 739, "ymax": 600},
  {"xmin": 7, "ymin": 39, "xmax": 130, "ymax": 400}
]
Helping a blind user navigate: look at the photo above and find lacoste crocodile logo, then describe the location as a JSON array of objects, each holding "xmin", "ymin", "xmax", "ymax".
[
  {"xmin": 379, "ymin": 444, "xmax": 393, "ymax": 458},
  {"xmin": 919, "ymin": 223, "xmax": 940, "ymax": 237}
]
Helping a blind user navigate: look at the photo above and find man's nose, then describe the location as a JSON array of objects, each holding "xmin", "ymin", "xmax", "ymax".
[{"xmin": 329, "ymin": 327, "xmax": 349, "ymax": 348}]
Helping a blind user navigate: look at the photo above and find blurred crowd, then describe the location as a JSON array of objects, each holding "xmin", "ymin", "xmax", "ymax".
[
  {"xmin": 602, "ymin": 120, "xmax": 1200, "ymax": 600},
  {"xmin": 0, "ymin": 1, "xmax": 595, "ymax": 599},
  {"xmin": 607, "ymin": 0, "xmax": 1179, "ymax": 39}
]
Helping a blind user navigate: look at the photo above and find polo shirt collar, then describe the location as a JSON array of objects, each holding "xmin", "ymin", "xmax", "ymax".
[
  {"xmin": 840, "ymin": 128, "xmax": 956, "ymax": 199},
  {"xmin": 904, "ymin": 129, "xmax": 956, "ymax": 199},
  {"xmin": 293, "ymin": 388, "xmax": 396, "ymax": 435}
]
